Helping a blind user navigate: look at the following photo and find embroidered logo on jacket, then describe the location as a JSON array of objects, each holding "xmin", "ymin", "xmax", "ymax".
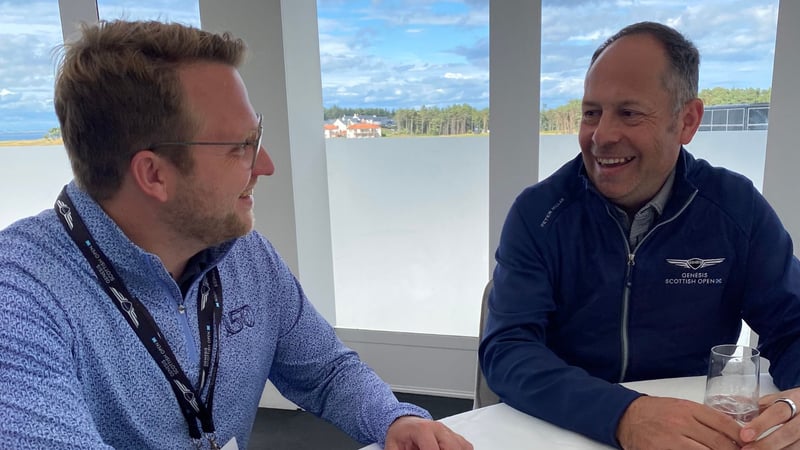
[
  {"xmin": 666, "ymin": 257, "xmax": 725, "ymax": 270},
  {"xmin": 540, "ymin": 197, "xmax": 565, "ymax": 228},
  {"xmin": 664, "ymin": 257, "xmax": 726, "ymax": 285},
  {"xmin": 223, "ymin": 305, "xmax": 255, "ymax": 336}
]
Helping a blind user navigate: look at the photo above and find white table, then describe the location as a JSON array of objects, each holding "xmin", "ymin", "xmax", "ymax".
[{"xmin": 359, "ymin": 374, "xmax": 778, "ymax": 449}]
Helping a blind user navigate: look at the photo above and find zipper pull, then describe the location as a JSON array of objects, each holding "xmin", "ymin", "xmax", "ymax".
[
  {"xmin": 628, "ymin": 253, "xmax": 635, "ymax": 266},
  {"xmin": 178, "ymin": 304, "xmax": 186, "ymax": 314}
]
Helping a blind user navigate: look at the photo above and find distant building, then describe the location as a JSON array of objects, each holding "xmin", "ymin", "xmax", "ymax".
[
  {"xmin": 699, "ymin": 103, "xmax": 769, "ymax": 132},
  {"xmin": 346, "ymin": 122, "xmax": 382, "ymax": 138},
  {"xmin": 324, "ymin": 123, "xmax": 344, "ymax": 138},
  {"xmin": 323, "ymin": 113, "xmax": 383, "ymax": 138},
  {"xmin": 359, "ymin": 115, "xmax": 395, "ymax": 129}
]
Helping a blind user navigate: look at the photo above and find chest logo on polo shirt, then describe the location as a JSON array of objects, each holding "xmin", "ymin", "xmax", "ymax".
[
  {"xmin": 666, "ymin": 257, "xmax": 725, "ymax": 270},
  {"xmin": 664, "ymin": 257, "xmax": 726, "ymax": 286},
  {"xmin": 223, "ymin": 305, "xmax": 255, "ymax": 336}
]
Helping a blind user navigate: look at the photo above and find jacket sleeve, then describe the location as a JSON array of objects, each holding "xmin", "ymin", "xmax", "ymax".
[
  {"xmin": 0, "ymin": 279, "xmax": 113, "ymax": 449},
  {"xmin": 264, "ymin": 252, "xmax": 431, "ymax": 446},
  {"xmin": 478, "ymin": 199, "xmax": 641, "ymax": 448},
  {"xmin": 739, "ymin": 193, "xmax": 800, "ymax": 390}
]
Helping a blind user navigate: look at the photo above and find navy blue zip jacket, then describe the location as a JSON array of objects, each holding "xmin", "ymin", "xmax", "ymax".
[{"xmin": 479, "ymin": 148, "xmax": 800, "ymax": 447}]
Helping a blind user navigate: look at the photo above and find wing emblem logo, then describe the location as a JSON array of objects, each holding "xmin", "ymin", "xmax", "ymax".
[{"xmin": 666, "ymin": 257, "xmax": 725, "ymax": 270}]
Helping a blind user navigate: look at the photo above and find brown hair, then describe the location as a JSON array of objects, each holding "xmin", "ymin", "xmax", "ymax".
[
  {"xmin": 54, "ymin": 20, "xmax": 247, "ymax": 201},
  {"xmin": 590, "ymin": 21, "xmax": 700, "ymax": 116}
]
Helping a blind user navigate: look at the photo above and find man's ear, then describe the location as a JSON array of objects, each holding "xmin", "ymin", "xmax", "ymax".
[
  {"xmin": 129, "ymin": 150, "xmax": 171, "ymax": 203},
  {"xmin": 679, "ymin": 98, "xmax": 704, "ymax": 145}
]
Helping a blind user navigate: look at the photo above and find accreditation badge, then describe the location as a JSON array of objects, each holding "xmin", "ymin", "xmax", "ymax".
[{"xmin": 220, "ymin": 437, "xmax": 238, "ymax": 450}]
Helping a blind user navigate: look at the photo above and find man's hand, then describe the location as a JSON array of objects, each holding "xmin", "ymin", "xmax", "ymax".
[
  {"xmin": 739, "ymin": 388, "xmax": 800, "ymax": 449},
  {"xmin": 616, "ymin": 396, "xmax": 743, "ymax": 449},
  {"xmin": 384, "ymin": 416, "xmax": 472, "ymax": 450}
]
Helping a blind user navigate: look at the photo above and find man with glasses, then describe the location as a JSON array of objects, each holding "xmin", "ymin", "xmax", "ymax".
[
  {"xmin": 0, "ymin": 20, "xmax": 471, "ymax": 450},
  {"xmin": 149, "ymin": 113, "xmax": 264, "ymax": 171}
]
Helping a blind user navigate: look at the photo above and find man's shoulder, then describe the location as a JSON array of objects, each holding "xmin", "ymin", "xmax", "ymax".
[
  {"xmin": 686, "ymin": 155, "xmax": 756, "ymax": 191},
  {"xmin": 0, "ymin": 210, "xmax": 65, "ymax": 264},
  {"xmin": 220, "ymin": 231, "xmax": 290, "ymax": 276},
  {"xmin": 512, "ymin": 156, "xmax": 587, "ymax": 228},
  {"xmin": 0, "ymin": 211, "xmax": 80, "ymax": 316},
  {"xmin": 682, "ymin": 153, "xmax": 773, "ymax": 233},
  {"xmin": 685, "ymin": 155, "xmax": 761, "ymax": 211},
  {"xmin": 225, "ymin": 230, "xmax": 275, "ymax": 257}
]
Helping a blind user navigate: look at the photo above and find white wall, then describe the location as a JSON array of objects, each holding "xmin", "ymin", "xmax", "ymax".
[{"xmin": 763, "ymin": 0, "xmax": 800, "ymax": 254}]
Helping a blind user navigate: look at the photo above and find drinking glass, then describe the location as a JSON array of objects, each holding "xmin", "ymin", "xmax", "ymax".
[{"xmin": 704, "ymin": 344, "xmax": 760, "ymax": 425}]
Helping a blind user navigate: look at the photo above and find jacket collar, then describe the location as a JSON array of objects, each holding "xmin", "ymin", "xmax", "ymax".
[
  {"xmin": 576, "ymin": 147, "xmax": 700, "ymax": 216},
  {"xmin": 64, "ymin": 181, "xmax": 235, "ymax": 288}
]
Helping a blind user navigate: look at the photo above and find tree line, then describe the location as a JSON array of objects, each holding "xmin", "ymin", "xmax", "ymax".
[
  {"xmin": 40, "ymin": 87, "xmax": 771, "ymax": 141},
  {"xmin": 325, "ymin": 104, "xmax": 490, "ymax": 137},
  {"xmin": 393, "ymin": 104, "xmax": 489, "ymax": 136},
  {"xmin": 325, "ymin": 87, "xmax": 771, "ymax": 137},
  {"xmin": 541, "ymin": 87, "xmax": 772, "ymax": 134}
]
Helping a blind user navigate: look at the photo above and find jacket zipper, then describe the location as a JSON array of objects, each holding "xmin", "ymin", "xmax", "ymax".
[
  {"xmin": 157, "ymin": 268, "xmax": 201, "ymax": 367},
  {"xmin": 606, "ymin": 189, "xmax": 699, "ymax": 383}
]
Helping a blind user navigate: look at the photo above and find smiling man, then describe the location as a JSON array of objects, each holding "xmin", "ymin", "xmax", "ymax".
[
  {"xmin": 0, "ymin": 20, "xmax": 471, "ymax": 450},
  {"xmin": 479, "ymin": 21, "xmax": 800, "ymax": 450}
]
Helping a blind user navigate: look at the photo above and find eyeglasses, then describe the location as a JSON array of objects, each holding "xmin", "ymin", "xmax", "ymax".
[{"xmin": 149, "ymin": 113, "xmax": 263, "ymax": 170}]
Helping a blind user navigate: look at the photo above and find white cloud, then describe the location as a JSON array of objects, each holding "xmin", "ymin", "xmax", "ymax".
[
  {"xmin": 567, "ymin": 31, "xmax": 606, "ymax": 42},
  {"xmin": 0, "ymin": 0, "xmax": 782, "ymax": 114}
]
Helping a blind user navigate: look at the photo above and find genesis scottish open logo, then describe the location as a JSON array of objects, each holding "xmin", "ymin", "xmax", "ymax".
[
  {"xmin": 664, "ymin": 257, "xmax": 726, "ymax": 285},
  {"xmin": 666, "ymin": 258, "xmax": 725, "ymax": 270}
]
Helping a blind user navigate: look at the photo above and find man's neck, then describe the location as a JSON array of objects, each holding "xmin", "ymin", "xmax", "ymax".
[{"xmin": 100, "ymin": 195, "xmax": 201, "ymax": 282}]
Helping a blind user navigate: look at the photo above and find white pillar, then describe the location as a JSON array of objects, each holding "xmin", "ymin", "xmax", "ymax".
[
  {"xmin": 763, "ymin": 0, "xmax": 800, "ymax": 255},
  {"xmin": 57, "ymin": 0, "xmax": 99, "ymax": 42},
  {"xmin": 488, "ymin": 0, "xmax": 542, "ymax": 272}
]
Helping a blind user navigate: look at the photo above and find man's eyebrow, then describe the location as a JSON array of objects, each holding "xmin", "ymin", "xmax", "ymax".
[{"xmin": 581, "ymin": 99, "xmax": 646, "ymax": 108}]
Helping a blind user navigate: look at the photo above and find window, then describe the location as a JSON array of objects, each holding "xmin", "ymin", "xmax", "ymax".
[
  {"xmin": 728, "ymin": 108, "xmax": 745, "ymax": 129},
  {"xmin": 748, "ymin": 106, "xmax": 769, "ymax": 130},
  {"xmin": 318, "ymin": 0, "xmax": 489, "ymax": 335},
  {"xmin": 0, "ymin": 0, "xmax": 68, "ymax": 229},
  {"xmin": 539, "ymin": 0, "xmax": 778, "ymax": 191},
  {"xmin": 319, "ymin": 1, "xmax": 778, "ymax": 337},
  {"xmin": 0, "ymin": 1, "xmax": 203, "ymax": 231}
]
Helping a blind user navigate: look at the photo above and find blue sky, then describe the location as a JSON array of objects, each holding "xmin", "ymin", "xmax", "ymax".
[
  {"xmin": 317, "ymin": 0, "xmax": 779, "ymax": 110},
  {"xmin": 0, "ymin": 0, "xmax": 780, "ymax": 135},
  {"xmin": 317, "ymin": 0, "xmax": 489, "ymax": 110}
]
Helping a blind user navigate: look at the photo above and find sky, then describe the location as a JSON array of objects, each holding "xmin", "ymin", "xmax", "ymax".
[{"xmin": 0, "ymin": 0, "xmax": 780, "ymax": 136}]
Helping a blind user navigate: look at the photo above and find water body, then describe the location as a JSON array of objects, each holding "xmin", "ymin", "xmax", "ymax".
[{"xmin": 0, "ymin": 131, "xmax": 51, "ymax": 141}]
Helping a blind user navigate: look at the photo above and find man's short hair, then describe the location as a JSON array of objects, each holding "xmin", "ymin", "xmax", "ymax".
[
  {"xmin": 589, "ymin": 21, "xmax": 700, "ymax": 116},
  {"xmin": 54, "ymin": 20, "xmax": 247, "ymax": 201}
]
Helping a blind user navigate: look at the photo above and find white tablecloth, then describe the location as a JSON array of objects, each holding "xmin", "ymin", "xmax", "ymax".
[{"xmin": 359, "ymin": 374, "xmax": 778, "ymax": 450}]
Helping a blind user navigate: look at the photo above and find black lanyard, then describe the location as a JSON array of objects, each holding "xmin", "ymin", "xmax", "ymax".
[{"xmin": 55, "ymin": 187, "xmax": 223, "ymax": 443}]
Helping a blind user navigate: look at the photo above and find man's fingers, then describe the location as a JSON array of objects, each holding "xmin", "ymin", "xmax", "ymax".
[
  {"xmin": 696, "ymin": 404, "xmax": 746, "ymax": 446},
  {"xmin": 384, "ymin": 416, "xmax": 472, "ymax": 450},
  {"xmin": 744, "ymin": 397, "xmax": 799, "ymax": 444},
  {"xmin": 741, "ymin": 414, "xmax": 800, "ymax": 449}
]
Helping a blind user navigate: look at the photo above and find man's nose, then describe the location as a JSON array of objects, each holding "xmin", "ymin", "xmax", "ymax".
[
  {"xmin": 592, "ymin": 114, "xmax": 622, "ymax": 148},
  {"xmin": 253, "ymin": 147, "xmax": 275, "ymax": 176}
]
